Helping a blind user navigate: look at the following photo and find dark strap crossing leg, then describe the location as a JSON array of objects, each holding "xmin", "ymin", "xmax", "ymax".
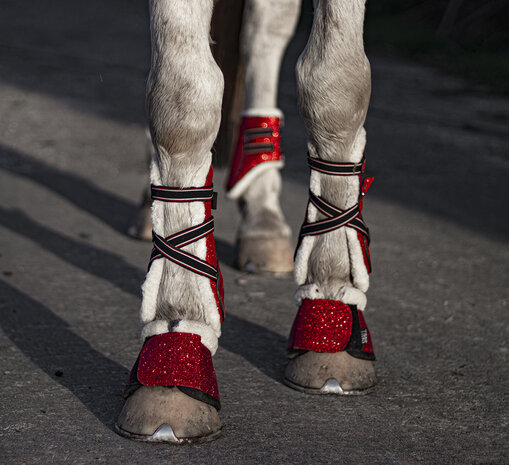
[
  {"xmin": 298, "ymin": 154, "xmax": 373, "ymax": 271},
  {"xmin": 148, "ymin": 183, "xmax": 220, "ymax": 283}
]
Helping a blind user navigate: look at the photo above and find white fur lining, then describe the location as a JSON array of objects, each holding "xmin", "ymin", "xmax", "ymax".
[
  {"xmin": 141, "ymin": 319, "xmax": 170, "ymax": 341},
  {"xmin": 140, "ymin": 161, "xmax": 165, "ymax": 324},
  {"xmin": 242, "ymin": 108, "xmax": 284, "ymax": 119},
  {"xmin": 346, "ymin": 228, "xmax": 369, "ymax": 293},
  {"xmin": 172, "ymin": 320, "xmax": 219, "ymax": 355},
  {"xmin": 294, "ymin": 167, "xmax": 320, "ymax": 284},
  {"xmin": 227, "ymin": 159, "xmax": 284, "ymax": 199}
]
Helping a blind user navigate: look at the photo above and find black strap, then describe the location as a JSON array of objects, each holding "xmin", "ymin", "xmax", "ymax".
[
  {"xmin": 307, "ymin": 155, "xmax": 365, "ymax": 176},
  {"xmin": 303, "ymin": 191, "xmax": 370, "ymax": 240},
  {"xmin": 298, "ymin": 155, "xmax": 370, "ymax": 243},
  {"xmin": 151, "ymin": 184, "xmax": 216, "ymax": 206},
  {"xmin": 148, "ymin": 184, "xmax": 219, "ymax": 283}
]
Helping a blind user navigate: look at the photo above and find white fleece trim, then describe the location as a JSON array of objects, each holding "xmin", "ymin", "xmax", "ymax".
[
  {"xmin": 346, "ymin": 227, "xmax": 369, "ymax": 293},
  {"xmin": 339, "ymin": 286, "xmax": 367, "ymax": 311},
  {"xmin": 242, "ymin": 108, "xmax": 284, "ymax": 119},
  {"xmin": 140, "ymin": 260, "xmax": 164, "ymax": 323},
  {"xmin": 294, "ymin": 284, "xmax": 324, "ymax": 305},
  {"xmin": 141, "ymin": 319, "xmax": 170, "ymax": 341},
  {"xmin": 293, "ymin": 284, "xmax": 367, "ymax": 311},
  {"xmin": 227, "ymin": 159, "xmax": 284, "ymax": 199},
  {"xmin": 139, "ymin": 161, "xmax": 165, "ymax": 323},
  {"xmin": 172, "ymin": 320, "xmax": 219, "ymax": 355},
  {"xmin": 294, "ymin": 166, "xmax": 321, "ymax": 284}
]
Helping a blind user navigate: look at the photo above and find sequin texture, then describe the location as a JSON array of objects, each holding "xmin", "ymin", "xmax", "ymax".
[
  {"xmin": 226, "ymin": 116, "xmax": 282, "ymax": 191},
  {"xmin": 137, "ymin": 332, "xmax": 219, "ymax": 400},
  {"xmin": 288, "ymin": 299, "xmax": 353, "ymax": 353}
]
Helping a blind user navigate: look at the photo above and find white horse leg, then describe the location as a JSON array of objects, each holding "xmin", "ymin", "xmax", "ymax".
[
  {"xmin": 285, "ymin": 0, "xmax": 378, "ymax": 393},
  {"xmin": 117, "ymin": 0, "xmax": 225, "ymax": 442},
  {"xmin": 128, "ymin": 130, "xmax": 154, "ymax": 241},
  {"xmin": 226, "ymin": 0, "xmax": 301, "ymax": 273}
]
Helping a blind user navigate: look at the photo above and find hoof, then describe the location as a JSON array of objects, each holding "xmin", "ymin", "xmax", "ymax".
[
  {"xmin": 284, "ymin": 351, "xmax": 378, "ymax": 395},
  {"xmin": 127, "ymin": 205, "xmax": 152, "ymax": 241},
  {"xmin": 237, "ymin": 236, "xmax": 293, "ymax": 274},
  {"xmin": 115, "ymin": 386, "xmax": 222, "ymax": 444}
]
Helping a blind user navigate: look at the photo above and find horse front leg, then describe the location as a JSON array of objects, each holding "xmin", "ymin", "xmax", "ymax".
[
  {"xmin": 285, "ymin": 0, "xmax": 378, "ymax": 394},
  {"xmin": 226, "ymin": 0, "xmax": 301, "ymax": 273},
  {"xmin": 116, "ymin": 0, "xmax": 225, "ymax": 443}
]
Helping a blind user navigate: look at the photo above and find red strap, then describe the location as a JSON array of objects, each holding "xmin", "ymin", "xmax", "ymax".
[
  {"xmin": 359, "ymin": 176, "xmax": 374, "ymax": 211},
  {"xmin": 137, "ymin": 332, "xmax": 219, "ymax": 401}
]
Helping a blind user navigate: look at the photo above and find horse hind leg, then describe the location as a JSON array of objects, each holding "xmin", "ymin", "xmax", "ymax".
[
  {"xmin": 226, "ymin": 0, "xmax": 301, "ymax": 273},
  {"xmin": 116, "ymin": 0, "xmax": 224, "ymax": 443},
  {"xmin": 285, "ymin": 0, "xmax": 378, "ymax": 394}
]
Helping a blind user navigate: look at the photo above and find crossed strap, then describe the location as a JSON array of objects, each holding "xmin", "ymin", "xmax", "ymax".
[
  {"xmin": 299, "ymin": 154, "xmax": 372, "ymax": 245},
  {"xmin": 148, "ymin": 185, "xmax": 218, "ymax": 282}
]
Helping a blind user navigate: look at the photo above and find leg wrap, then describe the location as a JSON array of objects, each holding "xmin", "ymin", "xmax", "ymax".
[
  {"xmin": 295, "ymin": 153, "xmax": 373, "ymax": 274},
  {"xmin": 226, "ymin": 114, "xmax": 284, "ymax": 199}
]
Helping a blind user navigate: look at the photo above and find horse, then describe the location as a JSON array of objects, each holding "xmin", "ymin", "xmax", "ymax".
[{"xmin": 116, "ymin": 0, "xmax": 377, "ymax": 443}]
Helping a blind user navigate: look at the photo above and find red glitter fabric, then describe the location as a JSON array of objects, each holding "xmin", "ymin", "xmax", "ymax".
[
  {"xmin": 137, "ymin": 332, "xmax": 219, "ymax": 401},
  {"xmin": 287, "ymin": 299, "xmax": 353, "ymax": 353},
  {"xmin": 204, "ymin": 167, "xmax": 225, "ymax": 323},
  {"xmin": 226, "ymin": 116, "xmax": 282, "ymax": 191}
]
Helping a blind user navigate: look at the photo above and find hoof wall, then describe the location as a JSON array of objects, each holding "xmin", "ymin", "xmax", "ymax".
[
  {"xmin": 115, "ymin": 422, "xmax": 222, "ymax": 444},
  {"xmin": 284, "ymin": 351, "xmax": 378, "ymax": 395},
  {"xmin": 115, "ymin": 386, "xmax": 222, "ymax": 444}
]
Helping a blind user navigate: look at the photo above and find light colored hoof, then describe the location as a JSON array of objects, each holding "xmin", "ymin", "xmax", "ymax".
[
  {"xmin": 115, "ymin": 386, "xmax": 222, "ymax": 444},
  {"xmin": 237, "ymin": 236, "xmax": 293, "ymax": 274},
  {"xmin": 284, "ymin": 351, "xmax": 378, "ymax": 395},
  {"xmin": 127, "ymin": 205, "xmax": 152, "ymax": 242}
]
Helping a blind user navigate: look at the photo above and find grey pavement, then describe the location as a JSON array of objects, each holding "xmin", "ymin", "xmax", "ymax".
[{"xmin": 0, "ymin": 1, "xmax": 508, "ymax": 464}]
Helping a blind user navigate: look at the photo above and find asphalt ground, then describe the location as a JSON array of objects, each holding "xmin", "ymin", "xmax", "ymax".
[{"xmin": 0, "ymin": 1, "xmax": 508, "ymax": 464}]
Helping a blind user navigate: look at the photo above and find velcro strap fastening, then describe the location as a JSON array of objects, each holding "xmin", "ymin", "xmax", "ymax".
[
  {"xmin": 300, "ymin": 191, "xmax": 370, "ymax": 241},
  {"xmin": 308, "ymin": 155, "xmax": 365, "ymax": 176},
  {"xmin": 298, "ymin": 154, "xmax": 373, "ymax": 256},
  {"xmin": 149, "ymin": 217, "xmax": 217, "ymax": 281},
  {"xmin": 151, "ymin": 184, "xmax": 215, "ymax": 206},
  {"xmin": 287, "ymin": 299, "xmax": 375, "ymax": 360}
]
